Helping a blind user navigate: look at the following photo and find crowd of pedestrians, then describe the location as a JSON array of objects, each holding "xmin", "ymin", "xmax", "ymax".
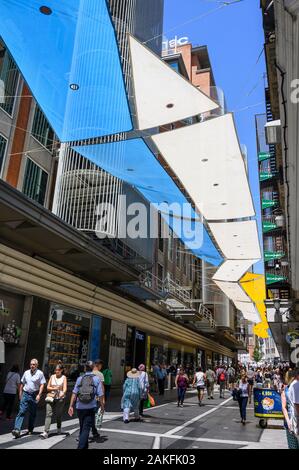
[{"xmin": 0, "ymin": 358, "xmax": 298, "ymax": 449}]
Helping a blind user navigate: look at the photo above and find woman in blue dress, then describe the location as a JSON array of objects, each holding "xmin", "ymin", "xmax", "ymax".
[{"xmin": 121, "ymin": 368, "xmax": 141, "ymax": 423}]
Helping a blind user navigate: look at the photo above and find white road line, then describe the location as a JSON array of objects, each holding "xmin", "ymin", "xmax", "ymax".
[
  {"xmin": 164, "ymin": 397, "xmax": 233, "ymax": 436},
  {"xmin": 100, "ymin": 427, "xmax": 251, "ymax": 447},
  {"xmin": 152, "ymin": 436, "xmax": 161, "ymax": 449}
]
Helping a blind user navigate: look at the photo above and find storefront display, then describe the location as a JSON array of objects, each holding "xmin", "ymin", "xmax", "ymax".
[{"xmin": 44, "ymin": 306, "xmax": 91, "ymax": 379}]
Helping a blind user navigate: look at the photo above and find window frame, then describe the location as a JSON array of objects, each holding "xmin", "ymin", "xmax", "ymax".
[
  {"xmin": 22, "ymin": 155, "xmax": 49, "ymax": 206},
  {"xmin": 0, "ymin": 132, "xmax": 8, "ymax": 178}
]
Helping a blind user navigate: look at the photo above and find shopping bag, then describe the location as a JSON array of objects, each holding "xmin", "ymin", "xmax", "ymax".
[
  {"xmin": 143, "ymin": 397, "xmax": 151, "ymax": 409},
  {"xmin": 95, "ymin": 408, "xmax": 104, "ymax": 430},
  {"xmin": 148, "ymin": 393, "xmax": 155, "ymax": 408}
]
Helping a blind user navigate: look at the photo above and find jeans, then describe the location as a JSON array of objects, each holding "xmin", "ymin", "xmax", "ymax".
[
  {"xmin": 238, "ymin": 397, "xmax": 248, "ymax": 421},
  {"xmin": 0, "ymin": 393, "xmax": 16, "ymax": 418},
  {"xmin": 177, "ymin": 387, "xmax": 186, "ymax": 404},
  {"xmin": 14, "ymin": 391, "xmax": 38, "ymax": 432},
  {"xmin": 77, "ymin": 408, "xmax": 96, "ymax": 449},
  {"xmin": 44, "ymin": 400, "xmax": 65, "ymax": 433}
]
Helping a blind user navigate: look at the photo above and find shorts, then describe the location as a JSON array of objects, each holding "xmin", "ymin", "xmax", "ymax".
[
  {"xmin": 197, "ymin": 385, "xmax": 205, "ymax": 391},
  {"xmin": 248, "ymin": 379, "xmax": 254, "ymax": 386}
]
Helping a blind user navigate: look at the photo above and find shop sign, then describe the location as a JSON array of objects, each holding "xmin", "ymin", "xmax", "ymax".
[
  {"xmin": 264, "ymin": 251, "xmax": 285, "ymax": 261},
  {"xmin": 258, "ymin": 152, "xmax": 271, "ymax": 161},
  {"xmin": 260, "ymin": 172, "xmax": 274, "ymax": 182},
  {"xmin": 135, "ymin": 331, "xmax": 145, "ymax": 341},
  {"xmin": 262, "ymin": 221, "xmax": 277, "ymax": 233},
  {"xmin": 262, "ymin": 199, "xmax": 277, "ymax": 209},
  {"xmin": 266, "ymin": 274, "xmax": 287, "ymax": 285},
  {"xmin": 110, "ymin": 333, "xmax": 126, "ymax": 349}
]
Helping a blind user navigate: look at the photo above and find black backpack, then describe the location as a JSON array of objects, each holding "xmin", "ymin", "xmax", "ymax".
[{"xmin": 77, "ymin": 374, "xmax": 96, "ymax": 404}]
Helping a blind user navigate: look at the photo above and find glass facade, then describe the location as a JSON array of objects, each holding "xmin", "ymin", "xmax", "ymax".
[
  {"xmin": 22, "ymin": 158, "xmax": 48, "ymax": 205},
  {"xmin": 0, "ymin": 44, "xmax": 19, "ymax": 116},
  {"xmin": 31, "ymin": 105, "xmax": 54, "ymax": 150}
]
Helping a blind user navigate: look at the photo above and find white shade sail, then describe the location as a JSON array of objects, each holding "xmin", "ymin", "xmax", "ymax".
[
  {"xmin": 234, "ymin": 302, "xmax": 260, "ymax": 323},
  {"xmin": 213, "ymin": 259, "xmax": 260, "ymax": 282},
  {"xmin": 209, "ymin": 220, "xmax": 262, "ymax": 260},
  {"xmin": 152, "ymin": 114, "xmax": 255, "ymax": 220},
  {"xmin": 129, "ymin": 35, "xmax": 219, "ymax": 130},
  {"xmin": 213, "ymin": 280, "xmax": 250, "ymax": 303}
]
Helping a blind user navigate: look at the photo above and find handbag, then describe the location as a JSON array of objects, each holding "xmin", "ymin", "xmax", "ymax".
[{"xmin": 45, "ymin": 376, "xmax": 60, "ymax": 403}]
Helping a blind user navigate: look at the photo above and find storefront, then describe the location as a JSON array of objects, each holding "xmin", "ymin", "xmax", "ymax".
[
  {"xmin": 0, "ymin": 287, "xmax": 28, "ymax": 386},
  {"xmin": 148, "ymin": 336, "xmax": 196, "ymax": 370}
]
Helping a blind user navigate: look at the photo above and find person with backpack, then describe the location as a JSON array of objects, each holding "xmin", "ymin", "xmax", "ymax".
[
  {"xmin": 192, "ymin": 367, "xmax": 206, "ymax": 406},
  {"xmin": 68, "ymin": 361, "xmax": 104, "ymax": 449},
  {"xmin": 0, "ymin": 364, "xmax": 21, "ymax": 420},
  {"xmin": 216, "ymin": 364, "xmax": 227, "ymax": 399},
  {"xmin": 227, "ymin": 365, "xmax": 236, "ymax": 391}
]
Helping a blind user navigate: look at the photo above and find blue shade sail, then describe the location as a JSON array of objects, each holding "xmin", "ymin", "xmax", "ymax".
[
  {"xmin": 72, "ymin": 138, "xmax": 223, "ymax": 266},
  {"xmin": 0, "ymin": 0, "xmax": 132, "ymax": 142}
]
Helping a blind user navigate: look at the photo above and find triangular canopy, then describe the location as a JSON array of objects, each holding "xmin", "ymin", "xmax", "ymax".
[
  {"xmin": 129, "ymin": 35, "xmax": 219, "ymax": 130},
  {"xmin": 72, "ymin": 138, "xmax": 223, "ymax": 266},
  {"xmin": 152, "ymin": 114, "xmax": 255, "ymax": 221},
  {"xmin": 0, "ymin": 0, "xmax": 132, "ymax": 141},
  {"xmin": 213, "ymin": 259, "xmax": 260, "ymax": 282}
]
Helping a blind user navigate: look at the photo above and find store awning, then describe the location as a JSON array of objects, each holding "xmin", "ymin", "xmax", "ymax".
[
  {"xmin": 208, "ymin": 220, "xmax": 262, "ymax": 260},
  {"xmin": 73, "ymin": 138, "xmax": 223, "ymax": 266},
  {"xmin": 0, "ymin": 0, "xmax": 132, "ymax": 141},
  {"xmin": 213, "ymin": 259, "xmax": 260, "ymax": 282},
  {"xmin": 129, "ymin": 35, "xmax": 219, "ymax": 130},
  {"xmin": 151, "ymin": 114, "xmax": 255, "ymax": 221}
]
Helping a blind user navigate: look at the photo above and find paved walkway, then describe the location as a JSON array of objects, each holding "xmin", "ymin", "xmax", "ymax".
[{"xmin": 0, "ymin": 387, "xmax": 288, "ymax": 450}]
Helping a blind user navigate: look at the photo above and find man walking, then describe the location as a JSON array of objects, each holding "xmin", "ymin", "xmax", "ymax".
[
  {"xmin": 68, "ymin": 361, "xmax": 104, "ymax": 449},
  {"xmin": 156, "ymin": 364, "xmax": 167, "ymax": 396},
  {"xmin": 12, "ymin": 358, "xmax": 46, "ymax": 438},
  {"xmin": 206, "ymin": 366, "xmax": 216, "ymax": 399}
]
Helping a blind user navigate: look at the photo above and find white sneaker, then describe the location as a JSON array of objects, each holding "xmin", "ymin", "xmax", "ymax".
[
  {"xmin": 40, "ymin": 432, "xmax": 48, "ymax": 439},
  {"xmin": 57, "ymin": 428, "xmax": 62, "ymax": 435}
]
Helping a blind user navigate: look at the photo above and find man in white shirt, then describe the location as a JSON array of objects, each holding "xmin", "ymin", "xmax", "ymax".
[
  {"xmin": 12, "ymin": 358, "xmax": 46, "ymax": 439},
  {"xmin": 288, "ymin": 368, "xmax": 299, "ymax": 442}
]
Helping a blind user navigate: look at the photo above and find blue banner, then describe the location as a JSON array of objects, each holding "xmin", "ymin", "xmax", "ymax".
[{"xmin": 254, "ymin": 388, "xmax": 283, "ymax": 419}]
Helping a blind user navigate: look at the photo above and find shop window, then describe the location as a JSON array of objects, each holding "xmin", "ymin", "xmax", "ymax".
[
  {"xmin": 0, "ymin": 44, "xmax": 19, "ymax": 116},
  {"xmin": 44, "ymin": 308, "xmax": 91, "ymax": 380},
  {"xmin": 22, "ymin": 157, "xmax": 48, "ymax": 206},
  {"xmin": 0, "ymin": 133, "xmax": 7, "ymax": 176},
  {"xmin": 31, "ymin": 104, "xmax": 54, "ymax": 150}
]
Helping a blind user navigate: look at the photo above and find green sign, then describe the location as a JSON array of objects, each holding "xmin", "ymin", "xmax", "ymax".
[
  {"xmin": 258, "ymin": 152, "xmax": 271, "ymax": 161},
  {"xmin": 262, "ymin": 199, "xmax": 277, "ymax": 209},
  {"xmin": 260, "ymin": 172, "xmax": 274, "ymax": 182},
  {"xmin": 262, "ymin": 221, "xmax": 277, "ymax": 232},
  {"xmin": 266, "ymin": 274, "xmax": 287, "ymax": 285},
  {"xmin": 264, "ymin": 251, "xmax": 285, "ymax": 261}
]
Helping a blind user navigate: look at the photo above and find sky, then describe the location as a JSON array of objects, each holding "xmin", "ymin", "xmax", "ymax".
[{"xmin": 163, "ymin": 0, "xmax": 266, "ymax": 274}]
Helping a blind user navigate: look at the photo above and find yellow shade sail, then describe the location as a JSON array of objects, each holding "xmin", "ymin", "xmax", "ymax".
[{"xmin": 240, "ymin": 272, "xmax": 269, "ymax": 339}]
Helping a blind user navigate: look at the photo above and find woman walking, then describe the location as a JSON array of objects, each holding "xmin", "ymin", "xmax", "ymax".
[
  {"xmin": 175, "ymin": 368, "xmax": 189, "ymax": 407},
  {"xmin": 193, "ymin": 367, "xmax": 206, "ymax": 406},
  {"xmin": 237, "ymin": 375, "xmax": 249, "ymax": 425},
  {"xmin": 121, "ymin": 368, "xmax": 141, "ymax": 424},
  {"xmin": 0, "ymin": 365, "xmax": 21, "ymax": 420},
  {"xmin": 138, "ymin": 364, "xmax": 149, "ymax": 417},
  {"xmin": 281, "ymin": 372, "xmax": 299, "ymax": 449},
  {"xmin": 40, "ymin": 363, "xmax": 67, "ymax": 438}
]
